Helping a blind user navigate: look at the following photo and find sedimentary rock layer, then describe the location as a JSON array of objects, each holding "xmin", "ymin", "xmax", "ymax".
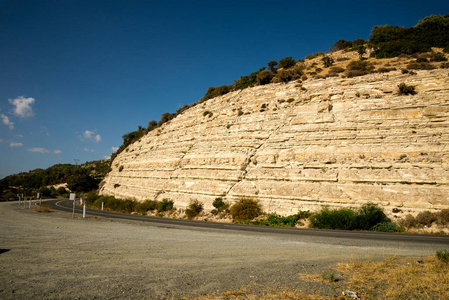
[{"xmin": 100, "ymin": 69, "xmax": 449, "ymax": 216}]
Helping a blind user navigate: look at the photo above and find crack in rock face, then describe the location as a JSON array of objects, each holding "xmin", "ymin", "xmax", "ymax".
[{"xmin": 101, "ymin": 69, "xmax": 449, "ymax": 217}]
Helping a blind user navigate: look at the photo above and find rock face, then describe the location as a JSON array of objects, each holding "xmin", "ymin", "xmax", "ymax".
[{"xmin": 100, "ymin": 69, "xmax": 449, "ymax": 216}]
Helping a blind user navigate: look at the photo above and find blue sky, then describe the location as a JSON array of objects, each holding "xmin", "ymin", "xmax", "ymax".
[{"xmin": 1, "ymin": 0, "xmax": 448, "ymax": 179}]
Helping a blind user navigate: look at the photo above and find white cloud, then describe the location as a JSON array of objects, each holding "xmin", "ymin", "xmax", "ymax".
[
  {"xmin": 83, "ymin": 130, "xmax": 101, "ymax": 143},
  {"xmin": 1, "ymin": 114, "xmax": 14, "ymax": 129},
  {"xmin": 83, "ymin": 130, "xmax": 94, "ymax": 139},
  {"xmin": 28, "ymin": 147, "xmax": 49, "ymax": 153},
  {"xmin": 112, "ymin": 146, "xmax": 119, "ymax": 152},
  {"xmin": 103, "ymin": 155, "xmax": 111, "ymax": 159},
  {"xmin": 9, "ymin": 96, "xmax": 35, "ymax": 118},
  {"xmin": 10, "ymin": 142, "xmax": 23, "ymax": 147},
  {"xmin": 16, "ymin": 134, "xmax": 23, "ymax": 138},
  {"xmin": 83, "ymin": 147, "xmax": 94, "ymax": 152},
  {"xmin": 54, "ymin": 150, "xmax": 62, "ymax": 154}
]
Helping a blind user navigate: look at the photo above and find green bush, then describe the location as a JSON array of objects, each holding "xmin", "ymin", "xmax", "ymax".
[
  {"xmin": 370, "ymin": 15, "xmax": 449, "ymax": 58},
  {"xmin": 272, "ymin": 69, "xmax": 293, "ymax": 83},
  {"xmin": 135, "ymin": 200, "xmax": 157, "ymax": 214},
  {"xmin": 278, "ymin": 56, "xmax": 296, "ymax": 69},
  {"xmin": 230, "ymin": 197, "xmax": 262, "ymax": 222},
  {"xmin": 248, "ymin": 211, "xmax": 311, "ymax": 227},
  {"xmin": 157, "ymin": 198, "xmax": 174, "ymax": 212},
  {"xmin": 185, "ymin": 199, "xmax": 203, "ymax": 219},
  {"xmin": 398, "ymin": 83, "xmax": 416, "ymax": 95},
  {"xmin": 399, "ymin": 214, "xmax": 419, "ymax": 228},
  {"xmin": 436, "ymin": 249, "xmax": 449, "ymax": 263},
  {"xmin": 212, "ymin": 197, "xmax": 229, "ymax": 215},
  {"xmin": 371, "ymin": 222, "xmax": 405, "ymax": 232},
  {"xmin": 406, "ymin": 62, "xmax": 436, "ymax": 70},
  {"xmin": 321, "ymin": 56, "xmax": 334, "ymax": 67},
  {"xmin": 345, "ymin": 60, "xmax": 374, "ymax": 77},
  {"xmin": 309, "ymin": 206, "xmax": 356, "ymax": 230},
  {"xmin": 256, "ymin": 70, "xmax": 274, "ymax": 85},
  {"xmin": 93, "ymin": 196, "xmax": 136, "ymax": 213},
  {"xmin": 86, "ymin": 190, "xmax": 99, "ymax": 204},
  {"xmin": 310, "ymin": 203, "xmax": 392, "ymax": 231},
  {"xmin": 354, "ymin": 203, "xmax": 390, "ymax": 230},
  {"xmin": 201, "ymin": 85, "xmax": 232, "ymax": 102},
  {"xmin": 329, "ymin": 66, "xmax": 345, "ymax": 74},
  {"xmin": 233, "ymin": 70, "xmax": 261, "ymax": 90},
  {"xmin": 305, "ymin": 52, "xmax": 325, "ymax": 60}
]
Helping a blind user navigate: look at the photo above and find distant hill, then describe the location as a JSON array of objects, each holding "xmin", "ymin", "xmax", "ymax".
[{"xmin": 0, "ymin": 159, "xmax": 110, "ymax": 200}]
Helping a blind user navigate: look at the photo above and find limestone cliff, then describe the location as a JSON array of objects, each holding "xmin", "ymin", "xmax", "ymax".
[{"xmin": 100, "ymin": 68, "xmax": 449, "ymax": 216}]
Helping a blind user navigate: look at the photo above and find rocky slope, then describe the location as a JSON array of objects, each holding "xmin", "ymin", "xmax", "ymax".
[{"xmin": 100, "ymin": 68, "xmax": 449, "ymax": 217}]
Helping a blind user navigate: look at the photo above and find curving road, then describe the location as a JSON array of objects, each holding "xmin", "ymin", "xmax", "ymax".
[
  {"xmin": 46, "ymin": 198, "xmax": 449, "ymax": 246},
  {"xmin": 2, "ymin": 199, "xmax": 449, "ymax": 299}
]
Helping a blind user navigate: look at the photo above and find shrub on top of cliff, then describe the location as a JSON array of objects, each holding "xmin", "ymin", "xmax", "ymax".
[
  {"xmin": 157, "ymin": 198, "xmax": 174, "ymax": 212},
  {"xmin": 278, "ymin": 56, "xmax": 296, "ymax": 69},
  {"xmin": 345, "ymin": 60, "xmax": 374, "ymax": 77},
  {"xmin": 369, "ymin": 14, "xmax": 449, "ymax": 58},
  {"xmin": 398, "ymin": 83, "xmax": 416, "ymax": 95},
  {"xmin": 185, "ymin": 199, "xmax": 203, "ymax": 219},
  {"xmin": 305, "ymin": 52, "xmax": 325, "ymax": 60},
  {"xmin": 201, "ymin": 85, "xmax": 233, "ymax": 102},
  {"xmin": 256, "ymin": 70, "xmax": 275, "ymax": 85},
  {"xmin": 233, "ymin": 70, "xmax": 261, "ymax": 90},
  {"xmin": 230, "ymin": 197, "xmax": 262, "ymax": 222},
  {"xmin": 267, "ymin": 60, "xmax": 278, "ymax": 73}
]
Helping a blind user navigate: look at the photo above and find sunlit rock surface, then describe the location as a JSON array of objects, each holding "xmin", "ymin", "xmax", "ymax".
[{"xmin": 100, "ymin": 69, "xmax": 449, "ymax": 216}]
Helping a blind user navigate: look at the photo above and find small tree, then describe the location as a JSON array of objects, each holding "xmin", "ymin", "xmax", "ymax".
[
  {"xmin": 230, "ymin": 197, "xmax": 262, "ymax": 222},
  {"xmin": 256, "ymin": 70, "xmax": 274, "ymax": 85},
  {"xmin": 278, "ymin": 56, "xmax": 296, "ymax": 69},
  {"xmin": 321, "ymin": 56, "xmax": 334, "ymax": 68},
  {"xmin": 398, "ymin": 83, "xmax": 416, "ymax": 95},
  {"xmin": 267, "ymin": 60, "xmax": 278, "ymax": 73},
  {"xmin": 185, "ymin": 199, "xmax": 203, "ymax": 219}
]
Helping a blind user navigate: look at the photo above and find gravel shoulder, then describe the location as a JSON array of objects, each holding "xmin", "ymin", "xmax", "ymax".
[{"xmin": 0, "ymin": 201, "xmax": 441, "ymax": 299}]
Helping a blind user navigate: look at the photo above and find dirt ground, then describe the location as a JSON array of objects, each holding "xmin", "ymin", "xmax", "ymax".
[{"xmin": 0, "ymin": 201, "xmax": 441, "ymax": 299}]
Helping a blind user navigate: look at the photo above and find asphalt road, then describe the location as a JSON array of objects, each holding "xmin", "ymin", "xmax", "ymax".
[
  {"xmin": 2, "ymin": 199, "xmax": 448, "ymax": 299},
  {"xmin": 46, "ymin": 198, "xmax": 449, "ymax": 246}
]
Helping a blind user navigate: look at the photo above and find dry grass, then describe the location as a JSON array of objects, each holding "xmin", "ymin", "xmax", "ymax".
[
  {"xmin": 335, "ymin": 256, "xmax": 449, "ymax": 299},
  {"xmin": 33, "ymin": 204, "xmax": 52, "ymax": 213},
  {"xmin": 188, "ymin": 255, "xmax": 449, "ymax": 300},
  {"xmin": 192, "ymin": 289, "xmax": 330, "ymax": 300}
]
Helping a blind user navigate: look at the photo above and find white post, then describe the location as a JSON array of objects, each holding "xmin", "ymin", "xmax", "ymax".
[
  {"xmin": 82, "ymin": 199, "xmax": 86, "ymax": 219},
  {"xmin": 70, "ymin": 193, "xmax": 75, "ymax": 218},
  {"xmin": 101, "ymin": 202, "xmax": 104, "ymax": 211}
]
